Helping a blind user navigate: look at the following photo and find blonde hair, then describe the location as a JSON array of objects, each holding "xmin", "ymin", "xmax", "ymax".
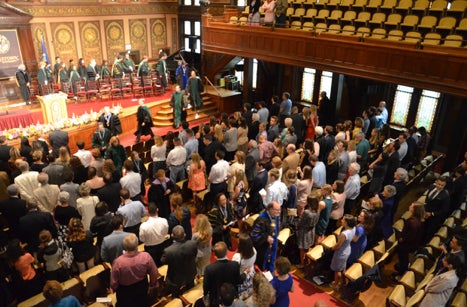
[
  {"xmin": 235, "ymin": 168, "xmax": 249, "ymax": 190},
  {"xmin": 252, "ymin": 273, "xmax": 275, "ymax": 307},
  {"xmin": 235, "ymin": 151, "xmax": 246, "ymax": 164},
  {"xmin": 193, "ymin": 214, "xmax": 212, "ymax": 243},
  {"xmin": 214, "ymin": 124, "xmax": 223, "ymax": 143},
  {"xmin": 191, "ymin": 152, "xmax": 202, "ymax": 169},
  {"xmin": 154, "ymin": 135, "xmax": 163, "ymax": 146},
  {"xmin": 58, "ymin": 146, "xmax": 70, "ymax": 163}
]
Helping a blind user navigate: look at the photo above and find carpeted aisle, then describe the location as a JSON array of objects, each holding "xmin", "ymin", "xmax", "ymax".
[{"xmin": 289, "ymin": 273, "xmax": 348, "ymax": 307}]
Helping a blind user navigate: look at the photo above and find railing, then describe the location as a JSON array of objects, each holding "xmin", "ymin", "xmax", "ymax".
[{"xmin": 204, "ymin": 76, "xmax": 224, "ymax": 97}]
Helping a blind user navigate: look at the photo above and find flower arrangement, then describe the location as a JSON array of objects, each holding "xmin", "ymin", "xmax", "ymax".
[{"xmin": 0, "ymin": 105, "xmax": 123, "ymax": 140}]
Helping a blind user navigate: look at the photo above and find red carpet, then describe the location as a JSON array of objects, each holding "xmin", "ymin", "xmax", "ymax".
[{"xmin": 290, "ymin": 274, "xmax": 348, "ymax": 307}]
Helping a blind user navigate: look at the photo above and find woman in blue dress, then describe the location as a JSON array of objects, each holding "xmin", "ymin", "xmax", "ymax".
[
  {"xmin": 347, "ymin": 210, "xmax": 374, "ymax": 267},
  {"xmin": 270, "ymin": 257, "xmax": 294, "ymax": 307},
  {"xmin": 330, "ymin": 214, "xmax": 356, "ymax": 289}
]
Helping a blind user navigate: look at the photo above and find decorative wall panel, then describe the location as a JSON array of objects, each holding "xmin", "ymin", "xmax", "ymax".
[
  {"xmin": 50, "ymin": 22, "xmax": 77, "ymax": 64},
  {"xmin": 129, "ymin": 19, "xmax": 148, "ymax": 59},
  {"xmin": 30, "ymin": 23, "xmax": 47, "ymax": 63},
  {"xmin": 171, "ymin": 17, "xmax": 177, "ymax": 54},
  {"xmin": 104, "ymin": 20, "xmax": 125, "ymax": 62},
  {"xmin": 150, "ymin": 18, "xmax": 167, "ymax": 58},
  {"xmin": 79, "ymin": 21, "xmax": 103, "ymax": 64}
]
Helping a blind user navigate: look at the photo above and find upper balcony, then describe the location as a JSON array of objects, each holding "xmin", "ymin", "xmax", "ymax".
[{"xmin": 201, "ymin": 7, "xmax": 467, "ymax": 98}]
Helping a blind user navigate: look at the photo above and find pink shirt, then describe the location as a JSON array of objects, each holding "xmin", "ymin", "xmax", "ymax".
[{"xmin": 110, "ymin": 251, "xmax": 159, "ymax": 291}]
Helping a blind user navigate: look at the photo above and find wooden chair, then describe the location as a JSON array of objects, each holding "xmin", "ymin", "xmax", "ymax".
[
  {"xmin": 152, "ymin": 75, "xmax": 164, "ymax": 95},
  {"xmin": 110, "ymin": 78, "xmax": 123, "ymax": 100},
  {"xmin": 79, "ymin": 265, "xmax": 111, "ymax": 304},
  {"xmin": 74, "ymin": 80, "xmax": 87, "ymax": 102},
  {"xmin": 99, "ymin": 81, "xmax": 111, "ymax": 101},
  {"xmin": 121, "ymin": 76, "xmax": 133, "ymax": 98},
  {"xmin": 61, "ymin": 81, "xmax": 75, "ymax": 101},
  {"xmin": 132, "ymin": 77, "xmax": 144, "ymax": 98},
  {"xmin": 86, "ymin": 80, "xmax": 99, "ymax": 101},
  {"xmin": 180, "ymin": 282, "xmax": 204, "ymax": 306}
]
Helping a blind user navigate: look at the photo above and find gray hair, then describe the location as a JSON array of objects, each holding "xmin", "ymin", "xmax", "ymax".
[
  {"xmin": 384, "ymin": 185, "xmax": 397, "ymax": 198},
  {"xmin": 172, "ymin": 225, "xmax": 186, "ymax": 242},
  {"xmin": 18, "ymin": 160, "xmax": 29, "ymax": 173},
  {"xmin": 315, "ymin": 126, "xmax": 324, "ymax": 136},
  {"xmin": 395, "ymin": 168, "xmax": 408, "ymax": 181},
  {"xmin": 248, "ymin": 140, "xmax": 257, "ymax": 149},
  {"xmin": 58, "ymin": 191, "xmax": 70, "ymax": 204},
  {"xmin": 349, "ymin": 162, "xmax": 361, "ymax": 174},
  {"xmin": 38, "ymin": 172, "xmax": 49, "ymax": 185},
  {"xmin": 7, "ymin": 184, "xmax": 18, "ymax": 196}
]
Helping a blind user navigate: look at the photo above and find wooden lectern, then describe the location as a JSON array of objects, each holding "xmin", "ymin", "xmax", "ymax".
[{"xmin": 37, "ymin": 92, "xmax": 68, "ymax": 124}]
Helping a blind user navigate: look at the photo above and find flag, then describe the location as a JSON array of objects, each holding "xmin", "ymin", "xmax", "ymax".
[{"xmin": 41, "ymin": 35, "xmax": 50, "ymax": 64}]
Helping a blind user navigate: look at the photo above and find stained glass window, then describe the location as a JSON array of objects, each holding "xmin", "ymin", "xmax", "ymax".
[
  {"xmin": 390, "ymin": 85, "xmax": 413, "ymax": 126},
  {"xmin": 301, "ymin": 68, "xmax": 316, "ymax": 102},
  {"xmin": 319, "ymin": 71, "xmax": 333, "ymax": 99},
  {"xmin": 415, "ymin": 90, "xmax": 440, "ymax": 132}
]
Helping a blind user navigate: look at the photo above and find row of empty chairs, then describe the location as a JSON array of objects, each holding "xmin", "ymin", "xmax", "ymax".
[
  {"xmin": 285, "ymin": 8, "xmax": 467, "ymax": 35},
  {"xmin": 286, "ymin": 0, "xmax": 467, "ymax": 18},
  {"xmin": 290, "ymin": 20, "xmax": 465, "ymax": 46}
]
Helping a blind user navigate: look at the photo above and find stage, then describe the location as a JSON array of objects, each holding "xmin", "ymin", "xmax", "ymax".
[{"xmin": 2, "ymin": 87, "xmax": 241, "ymax": 152}]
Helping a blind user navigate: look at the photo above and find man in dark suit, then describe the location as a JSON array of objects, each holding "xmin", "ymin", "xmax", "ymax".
[
  {"xmin": 161, "ymin": 225, "xmax": 197, "ymax": 298},
  {"xmin": 86, "ymin": 59, "xmax": 99, "ymax": 81},
  {"xmin": 15, "ymin": 64, "xmax": 31, "ymax": 105},
  {"xmin": 92, "ymin": 122, "xmax": 112, "ymax": 156},
  {"xmin": 42, "ymin": 154, "xmax": 66, "ymax": 186},
  {"xmin": 203, "ymin": 242, "xmax": 245, "ymax": 307},
  {"xmin": 291, "ymin": 106, "xmax": 305, "ymax": 146},
  {"xmin": 383, "ymin": 141, "xmax": 401, "ymax": 186},
  {"xmin": 247, "ymin": 161, "xmax": 268, "ymax": 214},
  {"xmin": 391, "ymin": 167, "xmax": 408, "ymax": 216},
  {"xmin": 97, "ymin": 173, "xmax": 122, "ymax": 213},
  {"xmin": 247, "ymin": 113, "xmax": 260, "ymax": 141},
  {"xmin": 245, "ymin": 140, "xmax": 260, "ymax": 187},
  {"xmin": 424, "ymin": 176, "xmax": 451, "ymax": 242},
  {"xmin": 49, "ymin": 127, "xmax": 69, "ymax": 157},
  {"xmin": 0, "ymin": 184, "xmax": 27, "ymax": 239},
  {"xmin": 202, "ymin": 134, "xmax": 225, "ymax": 175},
  {"xmin": 98, "ymin": 106, "xmax": 122, "ymax": 136},
  {"xmin": 18, "ymin": 202, "xmax": 57, "ymax": 253},
  {"xmin": 0, "ymin": 136, "xmax": 11, "ymax": 162}
]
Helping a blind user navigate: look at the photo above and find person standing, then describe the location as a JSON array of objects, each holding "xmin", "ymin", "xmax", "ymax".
[
  {"xmin": 139, "ymin": 203, "xmax": 169, "ymax": 267},
  {"xmin": 123, "ymin": 53, "xmax": 135, "ymax": 75},
  {"xmin": 86, "ymin": 59, "xmax": 100, "ymax": 81},
  {"xmin": 262, "ymin": 0, "xmax": 276, "ymax": 26},
  {"xmin": 98, "ymin": 106, "xmax": 122, "ymax": 136},
  {"xmin": 208, "ymin": 193, "xmax": 235, "ymax": 249},
  {"xmin": 157, "ymin": 51, "xmax": 168, "ymax": 88},
  {"xmin": 49, "ymin": 126, "xmax": 69, "ymax": 158},
  {"xmin": 161, "ymin": 225, "xmax": 198, "ymax": 298},
  {"xmin": 251, "ymin": 201, "xmax": 281, "ymax": 272},
  {"xmin": 92, "ymin": 122, "xmax": 111, "ymax": 156},
  {"xmin": 275, "ymin": 0, "xmax": 287, "ymax": 27},
  {"xmin": 330, "ymin": 214, "xmax": 356, "ymax": 289},
  {"xmin": 134, "ymin": 99, "xmax": 154, "ymax": 143},
  {"xmin": 37, "ymin": 61, "xmax": 48, "ymax": 95},
  {"xmin": 137, "ymin": 56, "xmax": 150, "ymax": 85},
  {"xmin": 204, "ymin": 242, "xmax": 245, "ymax": 307},
  {"xmin": 15, "ymin": 64, "xmax": 31, "ymax": 105},
  {"xmin": 53, "ymin": 57, "xmax": 61, "ymax": 82},
  {"xmin": 278, "ymin": 92, "xmax": 292, "ymax": 128},
  {"xmin": 110, "ymin": 233, "xmax": 159, "ymax": 307},
  {"xmin": 100, "ymin": 60, "xmax": 111, "ymax": 79},
  {"xmin": 187, "ymin": 70, "xmax": 204, "ymax": 118},
  {"xmin": 116, "ymin": 189, "xmax": 147, "ymax": 238},
  {"xmin": 101, "ymin": 214, "xmax": 130, "ymax": 264},
  {"xmin": 176, "ymin": 60, "xmax": 189, "ymax": 89},
  {"xmin": 170, "ymin": 85, "xmax": 185, "ymax": 129}
]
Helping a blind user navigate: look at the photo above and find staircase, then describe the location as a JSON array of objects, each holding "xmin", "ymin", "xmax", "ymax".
[{"xmin": 152, "ymin": 94, "xmax": 218, "ymax": 127}]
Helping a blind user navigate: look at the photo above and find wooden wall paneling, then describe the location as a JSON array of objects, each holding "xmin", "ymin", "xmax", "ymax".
[
  {"xmin": 104, "ymin": 20, "xmax": 125, "ymax": 61},
  {"xmin": 201, "ymin": 19, "xmax": 467, "ymax": 97},
  {"xmin": 17, "ymin": 25, "xmax": 37, "ymax": 71},
  {"xmin": 171, "ymin": 17, "xmax": 177, "ymax": 54},
  {"xmin": 50, "ymin": 22, "xmax": 78, "ymax": 68},
  {"xmin": 79, "ymin": 21, "xmax": 103, "ymax": 64},
  {"xmin": 30, "ymin": 23, "xmax": 47, "ymax": 69},
  {"xmin": 150, "ymin": 18, "xmax": 167, "ymax": 56},
  {"xmin": 129, "ymin": 18, "xmax": 148, "ymax": 59}
]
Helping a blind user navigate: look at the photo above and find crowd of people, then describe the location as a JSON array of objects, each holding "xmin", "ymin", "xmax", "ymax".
[{"xmin": 0, "ymin": 88, "xmax": 466, "ymax": 306}]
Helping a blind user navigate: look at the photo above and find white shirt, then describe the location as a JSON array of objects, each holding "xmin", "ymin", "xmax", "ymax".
[
  {"xmin": 398, "ymin": 141, "xmax": 408, "ymax": 161},
  {"xmin": 151, "ymin": 144, "xmax": 166, "ymax": 162},
  {"xmin": 120, "ymin": 171, "xmax": 142, "ymax": 197},
  {"xmin": 264, "ymin": 180, "xmax": 288, "ymax": 206},
  {"xmin": 166, "ymin": 145, "xmax": 187, "ymax": 167},
  {"xmin": 344, "ymin": 174, "xmax": 361, "ymax": 200},
  {"xmin": 209, "ymin": 159, "xmax": 230, "ymax": 184},
  {"xmin": 74, "ymin": 149, "xmax": 92, "ymax": 168},
  {"xmin": 381, "ymin": 107, "xmax": 388, "ymax": 124},
  {"xmin": 139, "ymin": 216, "xmax": 169, "ymax": 246}
]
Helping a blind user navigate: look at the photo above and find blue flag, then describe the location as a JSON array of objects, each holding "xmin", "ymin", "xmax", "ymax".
[{"xmin": 41, "ymin": 35, "xmax": 50, "ymax": 64}]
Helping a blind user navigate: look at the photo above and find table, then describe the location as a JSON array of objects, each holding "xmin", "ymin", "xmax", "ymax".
[{"xmin": 0, "ymin": 109, "xmax": 35, "ymax": 130}]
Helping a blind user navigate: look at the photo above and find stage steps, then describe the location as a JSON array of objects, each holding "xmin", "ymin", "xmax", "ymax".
[{"xmin": 152, "ymin": 95, "xmax": 218, "ymax": 127}]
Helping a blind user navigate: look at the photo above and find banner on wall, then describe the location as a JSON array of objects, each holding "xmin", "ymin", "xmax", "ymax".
[{"xmin": 0, "ymin": 29, "xmax": 23, "ymax": 78}]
